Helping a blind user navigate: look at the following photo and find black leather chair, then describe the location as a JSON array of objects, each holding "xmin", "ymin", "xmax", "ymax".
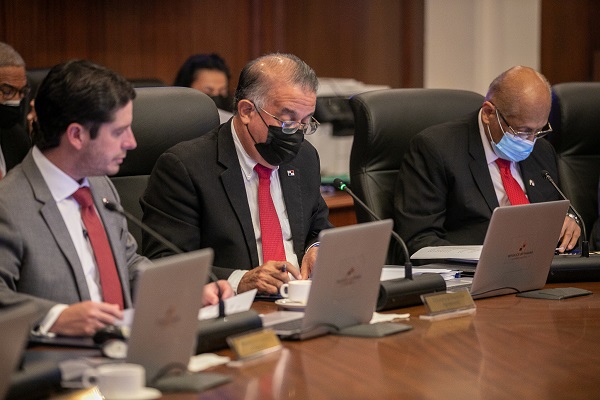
[
  {"xmin": 350, "ymin": 88, "xmax": 484, "ymax": 262},
  {"xmin": 111, "ymin": 87, "xmax": 220, "ymax": 245},
  {"xmin": 548, "ymin": 82, "xmax": 600, "ymax": 245}
]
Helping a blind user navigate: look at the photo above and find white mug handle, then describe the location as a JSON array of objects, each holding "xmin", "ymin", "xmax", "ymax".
[
  {"xmin": 279, "ymin": 283, "xmax": 289, "ymax": 298},
  {"xmin": 81, "ymin": 368, "xmax": 99, "ymax": 388}
]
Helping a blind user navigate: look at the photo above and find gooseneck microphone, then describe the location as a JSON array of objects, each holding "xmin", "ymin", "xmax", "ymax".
[
  {"xmin": 333, "ymin": 179, "xmax": 446, "ymax": 310},
  {"xmin": 541, "ymin": 170, "xmax": 589, "ymax": 258},
  {"xmin": 103, "ymin": 199, "xmax": 226, "ymax": 316}
]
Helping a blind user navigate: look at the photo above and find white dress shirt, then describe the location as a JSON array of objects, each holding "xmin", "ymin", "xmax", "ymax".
[
  {"xmin": 32, "ymin": 146, "xmax": 104, "ymax": 333},
  {"xmin": 477, "ymin": 109, "xmax": 528, "ymax": 206},
  {"xmin": 228, "ymin": 121, "xmax": 300, "ymax": 292}
]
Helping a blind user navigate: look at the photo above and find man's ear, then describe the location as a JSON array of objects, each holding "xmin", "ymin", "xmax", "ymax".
[
  {"xmin": 481, "ymin": 101, "xmax": 495, "ymax": 125},
  {"xmin": 64, "ymin": 123, "xmax": 88, "ymax": 150},
  {"xmin": 237, "ymin": 99, "xmax": 255, "ymax": 125}
]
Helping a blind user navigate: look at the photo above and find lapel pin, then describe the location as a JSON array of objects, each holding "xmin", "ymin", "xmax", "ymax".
[
  {"xmin": 529, "ymin": 179, "xmax": 535, "ymax": 187},
  {"xmin": 287, "ymin": 170, "xmax": 295, "ymax": 177}
]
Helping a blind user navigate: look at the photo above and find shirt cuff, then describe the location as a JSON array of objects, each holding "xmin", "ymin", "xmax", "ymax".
[
  {"xmin": 227, "ymin": 270, "xmax": 248, "ymax": 294},
  {"xmin": 34, "ymin": 304, "xmax": 68, "ymax": 336},
  {"xmin": 305, "ymin": 241, "xmax": 320, "ymax": 253}
]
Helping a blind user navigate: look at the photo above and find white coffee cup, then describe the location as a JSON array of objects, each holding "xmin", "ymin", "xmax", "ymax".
[
  {"xmin": 82, "ymin": 363, "xmax": 154, "ymax": 399},
  {"xmin": 279, "ymin": 280, "xmax": 312, "ymax": 303}
]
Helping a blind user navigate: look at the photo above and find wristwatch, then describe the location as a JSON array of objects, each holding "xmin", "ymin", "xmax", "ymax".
[{"xmin": 566, "ymin": 212, "xmax": 580, "ymax": 225}]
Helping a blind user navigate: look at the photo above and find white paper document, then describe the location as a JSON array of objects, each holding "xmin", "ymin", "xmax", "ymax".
[
  {"xmin": 409, "ymin": 245, "xmax": 483, "ymax": 262},
  {"xmin": 380, "ymin": 267, "xmax": 460, "ymax": 281},
  {"xmin": 198, "ymin": 289, "xmax": 257, "ymax": 320}
]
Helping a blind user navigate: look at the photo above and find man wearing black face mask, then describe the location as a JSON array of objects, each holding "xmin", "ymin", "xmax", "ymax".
[
  {"xmin": 0, "ymin": 42, "xmax": 31, "ymax": 179},
  {"xmin": 142, "ymin": 53, "xmax": 333, "ymax": 294}
]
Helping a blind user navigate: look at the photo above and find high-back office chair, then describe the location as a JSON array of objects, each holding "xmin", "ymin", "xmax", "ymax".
[
  {"xmin": 111, "ymin": 87, "xmax": 220, "ymax": 245},
  {"xmin": 547, "ymin": 82, "xmax": 600, "ymax": 243},
  {"xmin": 350, "ymin": 88, "xmax": 484, "ymax": 262}
]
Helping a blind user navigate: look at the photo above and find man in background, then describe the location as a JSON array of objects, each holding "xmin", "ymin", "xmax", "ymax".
[
  {"xmin": 0, "ymin": 42, "xmax": 31, "ymax": 179},
  {"xmin": 143, "ymin": 53, "xmax": 332, "ymax": 295},
  {"xmin": 0, "ymin": 60, "xmax": 230, "ymax": 337},
  {"xmin": 395, "ymin": 66, "xmax": 580, "ymax": 256}
]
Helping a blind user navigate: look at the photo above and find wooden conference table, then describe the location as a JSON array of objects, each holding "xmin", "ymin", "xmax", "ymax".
[{"xmin": 148, "ymin": 280, "xmax": 600, "ymax": 400}]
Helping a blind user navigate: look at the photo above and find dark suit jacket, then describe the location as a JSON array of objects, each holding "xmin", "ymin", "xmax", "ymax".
[
  {"xmin": 0, "ymin": 152, "xmax": 150, "ymax": 321},
  {"xmin": 592, "ymin": 180, "xmax": 600, "ymax": 251},
  {"xmin": 141, "ymin": 122, "xmax": 332, "ymax": 279},
  {"xmin": 0, "ymin": 124, "xmax": 31, "ymax": 173},
  {"xmin": 395, "ymin": 111, "xmax": 563, "ymax": 255}
]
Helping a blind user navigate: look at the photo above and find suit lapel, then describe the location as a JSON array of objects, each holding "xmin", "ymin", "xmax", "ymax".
[
  {"xmin": 22, "ymin": 154, "xmax": 91, "ymax": 301},
  {"xmin": 467, "ymin": 114, "xmax": 499, "ymax": 213},
  {"xmin": 279, "ymin": 162, "xmax": 304, "ymax": 252},
  {"xmin": 217, "ymin": 125, "xmax": 259, "ymax": 266}
]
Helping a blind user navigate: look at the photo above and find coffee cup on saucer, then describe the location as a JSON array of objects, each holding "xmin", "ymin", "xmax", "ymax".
[
  {"xmin": 82, "ymin": 363, "xmax": 161, "ymax": 400},
  {"xmin": 279, "ymin": 280, "xmax": 312, "ymax": 304}
]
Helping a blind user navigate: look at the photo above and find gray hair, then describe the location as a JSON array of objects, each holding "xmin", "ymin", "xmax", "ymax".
[
  {"xmin": 0, "ymin": 42, "xmax": 25, "ymax": 68},
  {"xmin": 233, "ymin": 53, "xmax": 318, "ymax": 112}
]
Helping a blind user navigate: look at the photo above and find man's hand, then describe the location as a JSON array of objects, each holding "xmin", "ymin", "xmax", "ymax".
[
  {"xmin": 50, "ymin": 301, "xmax": 123, "ymax": 337},
  {"xmin": 300, "ymin": 245, "xmax": 319, "ymax": 279},
  {"xmin": 237, "ymin": 260, "xmax": 300, "ymax": 294},
  {"xmin": 556, "ymin": 215, "xmax": 581, "ymax": 253},
  {"xmin": 202, "ymin": 280, "xmax": 234, "ymax": 306}
]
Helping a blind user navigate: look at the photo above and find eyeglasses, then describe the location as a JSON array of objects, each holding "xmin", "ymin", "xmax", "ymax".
[
  {"xmin": 494, "ymin": 107, "xmax": 552, "ymax": 140},
  {"xmin": 254, "ymin": 103, "xmax": 320, "ymax": 135},
  {"xmin": 0, "ymin": 83, "xmax": 31, "ymax": 100}
]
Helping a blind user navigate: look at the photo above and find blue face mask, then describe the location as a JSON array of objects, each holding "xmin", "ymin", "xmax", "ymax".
[{"xmin": 487, "ymin": 124, "xmax": 535, "ymax": 162}]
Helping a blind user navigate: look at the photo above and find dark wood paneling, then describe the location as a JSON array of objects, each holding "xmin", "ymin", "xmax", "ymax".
[
  {"xmin": 541, "ymin": 0, "xmax": 600, "ymax": 83},
  {"xmin": 0, "ymin": 0, "xmax": 424, "ymax": 89}
]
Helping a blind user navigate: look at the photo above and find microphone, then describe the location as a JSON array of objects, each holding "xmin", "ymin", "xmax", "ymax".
[
  {"xmin": 541, "ymin": 170, "xmax": 589, "ymax": 258},
  {"xmin": 333, "ymin": 179, "xmax": 446, "ymax": 310},
  {"xmin": 102, "ymin": 198, "xmax": 226, "ymax": 316}
]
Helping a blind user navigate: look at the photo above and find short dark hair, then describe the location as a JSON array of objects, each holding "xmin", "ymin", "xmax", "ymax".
[
  {"xmin": 33, "ymin": 60, "xmax": 136, "ymax": 150},
  {"xmin": 173, "ymin": 53, "xmax": 231, "ymax": 87},
  {"xmin": 233, "ymin": 53, "xmax": 318, "ymax": 113}
]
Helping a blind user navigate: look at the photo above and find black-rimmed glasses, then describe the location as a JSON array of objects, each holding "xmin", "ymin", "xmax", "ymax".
[{"xmin": 0, "ymin": 83, "xmax": 31, "ymax": 100}]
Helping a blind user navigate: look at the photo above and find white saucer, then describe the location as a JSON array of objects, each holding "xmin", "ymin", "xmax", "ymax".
[
  {"xmin": 102, "ymin": 387, "xmax": 162, "ymax": 400},
  {"xmin": 275, "ymin": 299, "xmax": 307, "ymax": 310}
]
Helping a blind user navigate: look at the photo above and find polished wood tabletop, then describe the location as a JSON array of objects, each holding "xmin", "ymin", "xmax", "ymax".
[{"xmin": 156, "ymin": 281, "xmax": 600, "ymax": 400}]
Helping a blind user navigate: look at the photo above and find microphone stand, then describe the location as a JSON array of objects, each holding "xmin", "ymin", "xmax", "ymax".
[
  {"xmin": 103, "ymin": 199, "xmax": 226, "ymax": 316},
  {"xmin": 541, "ymin": 171, "xmax": 589, "ymax": 258},
  {"xmin": 333, "ymin": 179, "xmax": 446, "ymax": 310}
]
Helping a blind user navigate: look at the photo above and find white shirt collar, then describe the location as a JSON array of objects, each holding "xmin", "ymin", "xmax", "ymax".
[
  {"xmin": 32, "ymin": 146, "xmax": 89, "ymax": 202},
  {"xmin": 231, "ymin": 120, "xmax": 278, "ymax": 180}
]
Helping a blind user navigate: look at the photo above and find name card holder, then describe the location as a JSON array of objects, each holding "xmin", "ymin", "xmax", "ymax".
[{"xmin": 419, "ymin": 289, "xmax": 476, "ymax": 321}]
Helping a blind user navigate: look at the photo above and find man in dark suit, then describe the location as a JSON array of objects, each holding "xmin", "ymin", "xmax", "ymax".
[
  {"xmin": 0, "ymin": 60, "xmax": 230, "ymax": 337},
  {"xmin": 142, "ymin": 53, "xmax": 332, "ymax": 295},
  {"xmin": 395, "ymin": 66, "xmax": 581, "ymax": 256},
  {"xmin": 0, "ymin": 42, "xmax": 31, "ymax": 178}
]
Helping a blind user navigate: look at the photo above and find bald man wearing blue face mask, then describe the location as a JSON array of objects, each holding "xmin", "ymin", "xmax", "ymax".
[{"xmin": 394, "ymin": 66, "xmax": 581, "ymax": 257}]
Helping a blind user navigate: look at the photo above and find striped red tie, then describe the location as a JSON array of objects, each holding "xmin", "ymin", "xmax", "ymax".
[
  {"xmin": 254, "ymin": 164, "xmax": 287, "ymax": 262},
  {"xmin": 72, "ymin": 187, "xmax": 124, "ymax": 309},
  {"xmin": 495, "ymin": 159, "xmax": 530, "ymax": 205}
]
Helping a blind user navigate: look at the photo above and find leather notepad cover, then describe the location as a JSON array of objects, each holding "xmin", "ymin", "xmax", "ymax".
[{"xmin": 516, "ymin": 287, "xmax": 592, "ymax": 300}]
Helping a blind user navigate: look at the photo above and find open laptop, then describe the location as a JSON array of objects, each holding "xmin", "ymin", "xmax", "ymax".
[
  {"xmin": 0, "ymin": 303, "xmax": 38, "ymax": 400},
  {"xmin": 261, "ymin": 219, "xmax": 393, "ymax": 340},
  {"xmin": 125, "ymin": 248, "xmax": 211, "ymax": 382},
  {"xmin": 445, "ymin": 200, "xmax": 570, "ymax": 299}
]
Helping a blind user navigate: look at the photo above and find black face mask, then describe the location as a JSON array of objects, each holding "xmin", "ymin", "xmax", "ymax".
[
  {"xmin": 249, "ymin": 124, "xmax": 304, "ymax": 166},
  {"xmin": 0, "ymin": 100, "xmax": 23, "ymax": 129},
  {"xmin": 210, "ymin": 95, "xmax": 234, "ymax": 112}
]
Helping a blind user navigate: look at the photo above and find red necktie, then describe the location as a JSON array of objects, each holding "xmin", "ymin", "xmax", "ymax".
[
  {"xmin": 495, "ymin": 159, "xmax": 530, "ymax": 205},
  {"xmin": 254, "ymin": 164, "xmax": 286, "ymax": 262},
  {"xmin": 72, "ymin": 187, "xmax": 124, "ymax": 309}
]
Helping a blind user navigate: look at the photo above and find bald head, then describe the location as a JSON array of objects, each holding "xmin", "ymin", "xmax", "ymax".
[
  {"xmin": 485, "ymin": 66, "xmax": 552, "ymax": 120},
  {"xmin": 233, "ymin": 53, "xmax": 318, "ymax": 112}
]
